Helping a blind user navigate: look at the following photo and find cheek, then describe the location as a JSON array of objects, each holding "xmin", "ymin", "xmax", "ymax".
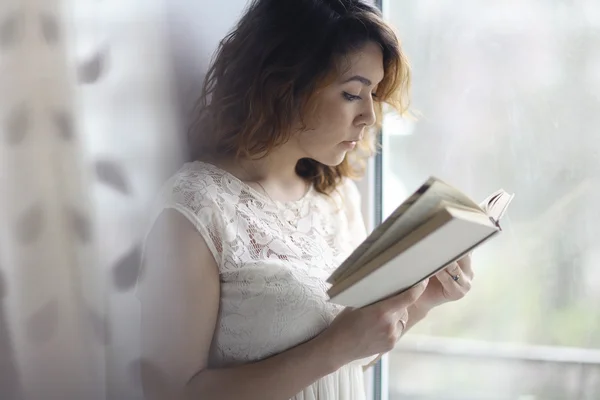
[
  {"xmin": 297, "ymin": 129, "xmax": 326, "ymax": 149},
  {"xmin": 296, "ymin": 93, "xmax": 356, "ymax": 152},
  {"xmin": 311, "ymin": 99, "xmax": 354, "ymax": 134}
]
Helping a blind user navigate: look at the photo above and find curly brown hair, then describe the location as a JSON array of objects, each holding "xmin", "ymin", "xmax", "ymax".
[{"xmin": 189, "ymin": 0, "xmax": 411, "ymax": 194}]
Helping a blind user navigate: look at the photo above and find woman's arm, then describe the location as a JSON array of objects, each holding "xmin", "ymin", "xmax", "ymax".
[
  {"xmin": 405, "ymin": 304, "xmax": 429, "ymax": 331},
  {"xmin": 138, "ymin": 210, "xmax": 342, "ymax": 400},
  {"xmin": 139, "ymin": 209, "xmax": 427, "ymax": 400},
  {"xmin": 187, "ymin": 335, "xmax": 339, "ymax": 400}
]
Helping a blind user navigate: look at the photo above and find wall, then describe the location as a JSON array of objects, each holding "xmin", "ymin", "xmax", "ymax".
[
  {"xmin": 165, "ymin": 0, "xmax": 250, "ymax": 136},
  {"xmin": 92, "ymin": 1, "xmax": 375, "ymax": 398},
  {"xmin": 94, "ymin": 1, "xmax": 253, "ymax": 398}
]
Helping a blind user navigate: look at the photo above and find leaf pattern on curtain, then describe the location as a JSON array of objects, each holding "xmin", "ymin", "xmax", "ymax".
[{"xmin": 0, "ymin": 0, "xmax": 184, "ymax": 399}]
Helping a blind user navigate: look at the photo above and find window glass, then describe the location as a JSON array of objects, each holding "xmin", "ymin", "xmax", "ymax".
[{"xmin": 381, "ymin": 0, "xmax": 600, "ymax": 398}]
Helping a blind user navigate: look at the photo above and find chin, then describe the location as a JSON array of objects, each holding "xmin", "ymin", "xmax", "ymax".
[{"xmin": 312, "ymin": 151, "xmax": 348, "ymax": 167}]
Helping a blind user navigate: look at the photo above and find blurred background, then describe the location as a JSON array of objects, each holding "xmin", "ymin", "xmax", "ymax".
[
  {"xmin": 0, "ymin": 0, "xmax": 245, "ymax": 398},
  {"xmin": 382, "ymin": 0, "xmax": 600, "ymax": 398}
]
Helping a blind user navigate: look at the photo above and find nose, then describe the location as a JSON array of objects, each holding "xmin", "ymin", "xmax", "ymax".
[{"xmin": 356, "ymin": 99, "xmax": 376, "ymax": 127}]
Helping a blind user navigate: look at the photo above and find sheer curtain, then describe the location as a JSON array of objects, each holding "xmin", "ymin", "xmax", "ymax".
[{"xmin": 0, "ymin": 0, "xmax": 184, "ymax": 398}]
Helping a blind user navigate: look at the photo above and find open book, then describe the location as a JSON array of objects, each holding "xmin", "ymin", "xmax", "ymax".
[{"xmin": 327, "ymin": 177, "xmax": 514, "ymax": 309}]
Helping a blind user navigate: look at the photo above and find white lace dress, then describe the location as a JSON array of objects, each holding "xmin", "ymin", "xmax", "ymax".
[{"xmin": 152, "ymin": 161, "xmax": 373, "ymax": 400}]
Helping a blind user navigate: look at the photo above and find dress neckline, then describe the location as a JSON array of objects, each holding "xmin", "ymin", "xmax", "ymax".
[{"xmin": 191, "ymin": 160, "xmax": 314, "ymax": 208}]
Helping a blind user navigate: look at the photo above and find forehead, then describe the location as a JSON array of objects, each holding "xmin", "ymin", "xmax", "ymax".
[{"xmin": 337, "ymin": 42, "xmax": 385, "ymax": 84}]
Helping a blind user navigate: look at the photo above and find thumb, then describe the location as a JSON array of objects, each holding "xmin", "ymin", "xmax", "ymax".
[{"xmin": 385, "ymin": 278, "xmax": 429, "ymax": 308}]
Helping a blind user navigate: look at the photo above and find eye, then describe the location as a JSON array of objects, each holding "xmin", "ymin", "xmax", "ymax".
[
  {"xmin": 371, "ymin": 92, "xmax": 379, "ymax": 100},
  {"xmin": 342, "ymin": 92, "xmax": 361, "ymax": 101}
]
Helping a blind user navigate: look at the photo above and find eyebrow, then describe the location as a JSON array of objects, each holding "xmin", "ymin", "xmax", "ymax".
[{"xmin": 342, "ymin": 75, "xmax": 373, "ymax": 86}]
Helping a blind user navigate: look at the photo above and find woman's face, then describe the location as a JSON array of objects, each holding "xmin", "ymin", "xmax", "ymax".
[{"xmin": 293, "ymin": 41, "xmax": 384, "ymax": 166}]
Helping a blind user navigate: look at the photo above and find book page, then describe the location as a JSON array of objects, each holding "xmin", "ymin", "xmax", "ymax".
[
  {"xmin": 480, "ymin": 189, "xmax": 515, "ymax": 225},
  {"xmin": 328, "ymin": 177, "xmax": 482, "ymax": 284},
  {"xmin": 429, "ymin": 179, "xmax": 483, "ymax": 211},
  {"xmin": 328, "ymin": 208, "xmax": 499, "ymax": 308},
  {"xmin": 350, "ymin": 179, "xmax": 484, "ymax": 269},
  {"xmin": 326, "ymin": 177, "xmax": 435, "ymax": 284}
]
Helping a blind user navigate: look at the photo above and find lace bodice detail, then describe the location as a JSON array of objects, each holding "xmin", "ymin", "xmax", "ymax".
[{"xmin": 152, "ymin": 161, "xmax": 368, "ymax": 379}]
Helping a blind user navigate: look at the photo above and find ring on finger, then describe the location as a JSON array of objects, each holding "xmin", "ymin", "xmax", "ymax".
[
  {"xmin": 446, "ymin": 264, "xmax": 461, "ymax": 283},
  {"xmin": 398, "ymin": 318, "xmax": 407, "ymax": 333}
]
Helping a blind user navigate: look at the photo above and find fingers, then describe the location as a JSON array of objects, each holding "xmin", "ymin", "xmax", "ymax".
[
  {"xmin": 381, "ymin": 278, "xmax": 429, "ymax": 310},
  {"xmin": 392, "ymin": 309, "xmax": 408, "ymax": 340},
  {"xmin": 445, "ymin": 262, "xmax": 462, "ymax": 281},
  {"xmin": 395, "ymin": 308, "xmax": 409, "ymax": 325},
  {"xmin": 436, "ymin": 266, "xmax": 471, "ymax": 300},
  {"xmin": 397, "ymin": 312, "xmax": 408, "ymax": 333},
  {"xmin": 457, "ymin": 254, "xmax": 474, "ymax": 280}
]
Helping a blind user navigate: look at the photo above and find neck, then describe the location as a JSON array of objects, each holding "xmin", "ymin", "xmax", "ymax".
[
  {"xmin": 210, "ymin": 143, "xmax": 308, "ymax": 202},
  {"xmin": 241, "ymin": 149, "xmax": 302, "ymax": 183}
]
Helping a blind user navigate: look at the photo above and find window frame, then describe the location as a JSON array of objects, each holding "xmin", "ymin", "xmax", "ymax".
[
  {"xmin": 355, "ymin": 4, "xmax": 387, "ymax": 399},
  {"xmin": 373, "ymin": 0, "xmax": 386, "ymax": 397},
  {"xmin": 360, "ymin": 1, "xmax": 386, "ymax": 398},
  {"xmin": 356, "ymin": 139, "xmax": 387, "ymax": 400}
]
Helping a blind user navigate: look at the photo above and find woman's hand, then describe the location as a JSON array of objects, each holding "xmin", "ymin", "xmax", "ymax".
[
  {"xmin": 316, "ymin": 279, "xmax": 429, "ymax": 369},
  {"xmin": 411, "ymin": 254, "xmax": 474, "ymax": 315}
]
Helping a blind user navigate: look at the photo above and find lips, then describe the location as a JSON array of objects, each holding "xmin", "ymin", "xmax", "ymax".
[
  {"xmin": 341, "ymin": 141, "xmax": 357, "ymax": 150},
  {"xmin": 341, "ymin": 134, "xmax": 362, "ymax": 148}
]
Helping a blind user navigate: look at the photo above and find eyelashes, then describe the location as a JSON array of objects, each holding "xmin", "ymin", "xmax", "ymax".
[
  {"xmin": 342, "ymin": 92, "xmax": 361, "ymax": 101},
  {"xmin": 342, "ymin": 92, "xmax": 379, "ymax": 102}
]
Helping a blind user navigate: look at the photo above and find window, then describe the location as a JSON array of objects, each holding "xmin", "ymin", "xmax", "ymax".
[{"xmin": 378, "ymin": 0, "xmax": 600, "ymax": 398}]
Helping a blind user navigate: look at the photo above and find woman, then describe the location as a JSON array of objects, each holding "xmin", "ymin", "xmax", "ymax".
[{"xmin": 137, "ymin": 0, "xmax": 473, "ymax": 399}]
